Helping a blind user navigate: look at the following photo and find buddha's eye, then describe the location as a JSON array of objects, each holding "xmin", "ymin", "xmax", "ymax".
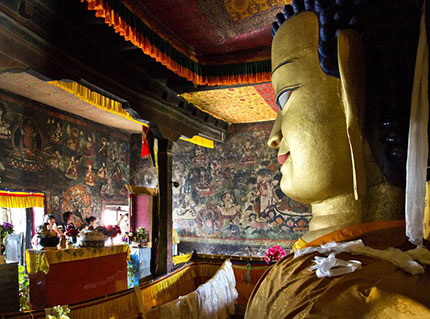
[{"xmin": 276, "ymin": 89, "xmax": 294, "ymax": 111}]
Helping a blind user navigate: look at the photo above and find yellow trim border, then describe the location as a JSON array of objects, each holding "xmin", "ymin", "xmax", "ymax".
[{"xmin": 49, "ymin": 81, "xmax": 215, "ymax": 149}]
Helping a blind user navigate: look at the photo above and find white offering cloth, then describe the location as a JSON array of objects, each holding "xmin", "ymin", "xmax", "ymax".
[
  {"xmin": 294, "ymin": 239, "xmax": 430, "ymax": 277},
  {"xmin": 158, "ymin": 259, "xmax": 238, "ymax": 319},
  {"xmin": 405, "ymin": 2, "xmax": 429, "ymax": 246}
]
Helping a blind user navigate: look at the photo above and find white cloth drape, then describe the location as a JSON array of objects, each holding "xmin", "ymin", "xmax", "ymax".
[
  {"xmin": 294, "ymin": 239, "xmax": 430, "ymax": 276},
  {"xmin": 405, "ymin": 2, "xmax": 429, "ymax": 246},
  {"xmin": 157, "ymin": 259, "xmax": 238, "ymax": 319}
]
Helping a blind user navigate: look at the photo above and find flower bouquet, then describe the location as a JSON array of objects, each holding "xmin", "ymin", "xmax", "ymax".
[
  {"xmin": 0, "ymin": 221, "xmax": 14, "ymax": 262},
  {"xmin": 97, "ymin": 225, "xmax": 121, "ymax": 245},
  {"xmin": 45, "ymin": 305, "xmax": 70, "ymax": 319},
  {"xmin": 65, "ymin": 224, "xmax": 80, "ymax": 245},
  {"xmin": 106, "ymin": 225, "xmax": 121, "ymax": 238},
  {"xmin": 122, "ymin": 227, "xmax": 148, "ymax": 247},
  {"xmin": 264, "ymin": 245, "xmax": 286, "ymax": 264}
]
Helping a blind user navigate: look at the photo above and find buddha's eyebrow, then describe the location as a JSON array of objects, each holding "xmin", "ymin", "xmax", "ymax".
[{"xmin": 272, "ymin": 59, "xmax": 295, "ymax": 75}]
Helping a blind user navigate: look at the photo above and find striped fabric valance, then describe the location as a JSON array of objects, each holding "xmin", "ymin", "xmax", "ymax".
[{"xmin": 0, "ymin": 189, "xmax": 44, "ymax": 208}]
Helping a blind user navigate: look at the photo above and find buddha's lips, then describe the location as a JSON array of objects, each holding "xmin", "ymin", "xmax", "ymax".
[{"xmin": 278, "ymin": 152, "xmax": 290, "ymax": 165}]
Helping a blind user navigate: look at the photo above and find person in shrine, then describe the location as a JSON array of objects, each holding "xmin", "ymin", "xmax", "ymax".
[
  {"xmin": 62, "ymin": 211, "xmax": 75, "ymax": 228},
  {"xmin": 85, "ymin": 216, "xmax": 97, "ymax": 229},
  {"xmin": 32, "ymin": 214, "xmax": 63, "ymax": 248},
  {"xmin": 245, "ymin": 0, "xmax": 430, "ymax": 318},
  {"xmin": 44, "ymin": 214, "xmax": 63, "ymax": 237},
  {"xmin": 116, "ymin": 213, "xmax": 129, "ymax": 234}
]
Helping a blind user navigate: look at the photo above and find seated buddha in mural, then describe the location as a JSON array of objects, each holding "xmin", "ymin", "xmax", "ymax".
[
  {"xmin": 246, "ymin": 1, "xmax": 430, "ymax": 318},
  {"xmin": 20, "ymin": 118, "xmax": 38, "ymax": 158}
]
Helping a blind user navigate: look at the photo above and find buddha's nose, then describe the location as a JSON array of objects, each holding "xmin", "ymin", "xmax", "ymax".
[
  {"xmin": 268, "ymin": 131, "xmax": 282, "ymax": 149},
  {"xmin": 268, "ymin": 112, "xmax": 283, "ymax": 149}
]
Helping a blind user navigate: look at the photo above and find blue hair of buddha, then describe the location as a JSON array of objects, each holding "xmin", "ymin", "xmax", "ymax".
[{"xmin": 272, "ymin": 0, "xmax": 360, "ymax": 78}]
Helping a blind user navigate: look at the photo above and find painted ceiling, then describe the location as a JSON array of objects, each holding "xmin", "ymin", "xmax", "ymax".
[
  {"xmin": 82, "ymin": 0, "xmax": 283, "ymax": 124},
  {"xmin": 180, "ymin": 83, "xmax": 278, "ymax": 124},
  {"xmin": 123, "ymin": 0, "xmax": 290, "ymax": 64},
  {"xmin": 0, "ymin": 72, "xmax": 143, "ymax": 133}
]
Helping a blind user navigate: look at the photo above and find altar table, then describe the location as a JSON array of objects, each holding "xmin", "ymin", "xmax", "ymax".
[{"xmin": 26, "ymin": 245, "xmax": 130, "ymax": 309}]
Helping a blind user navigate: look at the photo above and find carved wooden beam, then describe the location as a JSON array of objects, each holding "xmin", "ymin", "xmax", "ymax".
[{"xmin": 0, "ymin": 0, "xmax": 227, "ymax": 141}]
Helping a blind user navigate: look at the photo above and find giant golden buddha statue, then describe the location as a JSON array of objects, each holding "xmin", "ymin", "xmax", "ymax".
[{"xmin": 246, "ymin": 0, "xmax": 430, "ymax": 317}]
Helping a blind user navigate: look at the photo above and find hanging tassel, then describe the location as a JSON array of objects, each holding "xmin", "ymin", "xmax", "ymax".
[{"xmin": 246, "ymin": 262, "xmax": 251, "ymax": 285}]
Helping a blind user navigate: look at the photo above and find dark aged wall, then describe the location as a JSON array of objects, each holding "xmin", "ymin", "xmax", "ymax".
[
  {"xmin": 0, "ymin": 90, "xmax": 130, "ymax": 226},
  {"xmin": 172, "ymin": 123, "xmax": 312, "ymax": 257}
]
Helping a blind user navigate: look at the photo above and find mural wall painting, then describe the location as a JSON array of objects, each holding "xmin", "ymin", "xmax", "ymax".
[
  {"xmin": 172, "ymin": 125, "xmax": 312, "ymax": 256},
  {"xmin": 129, "ymin": 134, "xmax": 158, "ymax": 189},
  {"xmin": 0, "ymin": 91, "xmax": 130, "ymax": 226}
]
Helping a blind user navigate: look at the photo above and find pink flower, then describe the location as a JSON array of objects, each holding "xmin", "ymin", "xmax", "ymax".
[{"xmin": 264, "ymin": 245, "xmax": 286, "ymax": 264}]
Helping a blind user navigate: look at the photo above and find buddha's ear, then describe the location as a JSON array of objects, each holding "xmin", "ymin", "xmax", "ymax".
[{"xmin": 337, "ymin": 29, "xmax": 366, "ymax": 200}]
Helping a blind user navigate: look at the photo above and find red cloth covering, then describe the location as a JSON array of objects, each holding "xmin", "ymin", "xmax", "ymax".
[
  {"xmin": 29, "ymin": 252, "xmax": 128, "ymax": 309},
  {"xmin": 141, "ymin": 126, "xmax": 150, "ymax": 157}
]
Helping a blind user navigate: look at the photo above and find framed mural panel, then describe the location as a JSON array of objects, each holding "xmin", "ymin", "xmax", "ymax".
[
  {"xmin": 172, "ymin": 124, "xmax": 312, "ymax": 257},
  {"xmin": 0, "ymin": 91, "xmax": 131, "ymax": 226}
]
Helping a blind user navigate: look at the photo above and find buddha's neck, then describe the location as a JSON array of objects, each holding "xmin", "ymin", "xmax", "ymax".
[{"xmin": 302, "ymin": 193, "xmax": 363, "ymax": 243}]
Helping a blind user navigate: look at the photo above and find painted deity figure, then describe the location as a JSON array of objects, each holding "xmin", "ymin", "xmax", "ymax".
[
  {"xmin": 196, "ymin": 168, "xmax": 213, "ymax": 195},
  {"xmin": 219, "ymin": 192, "xmax": 240, "ymax": 218},
  {"xmin": 82, "ymin": 136, "xmax": 94, "ymax": 156},
  {"xmin": 85, "ymin": 162, "xmax": 96, "ymax": 186},
  {"xmin": 20, "ymin": 118, "xmax": 38, "ymax": 158},
  {"xmin": 50, "ymin": 121, "xmax": 63, "ymax": 144},
  {"xmin": 256, "ymin": 169, "xmax": 273, "ymax": 221},
  {"xmin": 174, "ymin": 193, "xmax": 197, "ymax": 220},
  {"xmin": 239, "ymin": 137, "xmax": 257, "ymax": 165},
  {"xmin": 192, "ymin": 147, "xmax": 208, "ymax": 165},
  {"xmin": 66, "ymin": 127, "xmax": 79, "ymax": 151},
  {"xmin": 48, "ymin": 150, "xmax": 64, "ymax": 171},
  {"xmin": 246, "ymin": 1, "xmax": 430, "ymax": 318},
  {"xmin": 98, "ymin": 137, "xmax": 108, "ymax": 157},
  {"xmin": 109, "ymin": 141, "xmax": 119, "ymax": 161},
  {"xmin": 0, "ymin": 104, "xmax": 11, "ymax": 138},
  {"xmin": 97, "ymin": 162, "xmax": 107, "ymax": 179},
  {"xmin": 101, "ymin": 177, "xmax": 114, "ymax": 198},
  {"xmin": 111, "ymin": 165, "xmax": 122, "ymax": 181},
  {"xmin": 65, "ymin": 156, "xmax": 78, "ymax": 180}
]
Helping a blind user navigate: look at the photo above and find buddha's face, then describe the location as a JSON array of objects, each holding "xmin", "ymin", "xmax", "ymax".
[{"xmin": 268, "ymin": 12, "xmax": 354, "ymax": 204}]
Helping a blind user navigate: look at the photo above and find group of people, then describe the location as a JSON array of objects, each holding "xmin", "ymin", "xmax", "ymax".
[
  {"xmin": 47, "ymin": 211, "xmax": 98, "ymax": 234},
  {"xmin": 32, "ymin": 212, "xmax": 98, "ymax": 248}
]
